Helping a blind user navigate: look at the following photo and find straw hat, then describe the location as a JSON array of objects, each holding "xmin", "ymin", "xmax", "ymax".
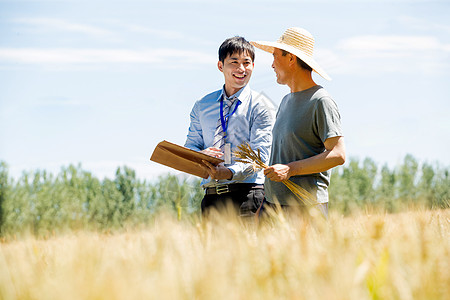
[{"xmin": 251, "ymin": 27, "xmax": 331, "ymax": 80}]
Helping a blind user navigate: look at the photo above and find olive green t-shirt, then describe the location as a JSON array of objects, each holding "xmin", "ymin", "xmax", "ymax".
[{"xmin": 265, "ymin": 85, "xmax": 343, "ymax": 205}]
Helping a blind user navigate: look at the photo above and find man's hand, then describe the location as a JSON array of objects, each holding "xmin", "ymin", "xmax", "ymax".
[
  {"xmin": 201, "ymin": 161, "xmax": 233, "ymax": 180},
  {"xmin": 200, "ymin": 147, "xmax": 223, "ymax": 158},
  {"xmin": 264, "ymin": 164, "xmax": 291, "ymax": 182}
]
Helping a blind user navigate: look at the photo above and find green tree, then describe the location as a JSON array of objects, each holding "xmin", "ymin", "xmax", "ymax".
[
  {"xmin": 432, "ymin": 168, "xmax": 450, "ymax": 208},
  {"xmin": 0, "ymin": 162, "xmax": 9, "ymax": 234},
  {"xmin": 377, "ymin": 164, "xmax": 397, "ymax": 212},
  {"xmin": 397, "ymin": 154, "xmax": 419, "ymax": 204},
  {"xmin": 418, "ymin": 162, "xmax": 435, "ymax": 207},
  {"xmin": 115, "ymin": 166, "xmax": 137, "ymax": 222},
  {"xmin": 1, "ymin": 156, "xmax": 447, "ymax": 236},
  {"xmin": 155, "ymin": 175, "xmax": 191, "ymax": 220},
  {"xmin": 329, "ymin": 165, "xmax": 353, "ymax": 214}
]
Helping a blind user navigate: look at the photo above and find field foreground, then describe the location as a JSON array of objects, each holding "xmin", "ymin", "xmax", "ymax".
[{"xmin": 1, "ymin": 209, "xmax": 449, "ymax": 300}]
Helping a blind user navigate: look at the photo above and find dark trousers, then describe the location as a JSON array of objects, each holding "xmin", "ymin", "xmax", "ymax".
[{"xmin": 201, "ymin": 184, "xmax": 265, "ymax": 218}]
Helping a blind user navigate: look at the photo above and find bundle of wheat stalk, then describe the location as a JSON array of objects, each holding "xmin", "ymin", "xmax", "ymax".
[{"xmin": 233, "ymin": 142, "xmax": 316, "ymax": 207}]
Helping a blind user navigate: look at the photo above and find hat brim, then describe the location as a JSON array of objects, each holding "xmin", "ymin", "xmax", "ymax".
[{"xmin": 251, "ymin": 41, "xmax": 331, "ymax": 81}]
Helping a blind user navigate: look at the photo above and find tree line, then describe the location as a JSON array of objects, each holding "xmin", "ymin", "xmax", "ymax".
[{"xmin": 0, "ymin": 155, "xmax": 448, "ymax": 236}]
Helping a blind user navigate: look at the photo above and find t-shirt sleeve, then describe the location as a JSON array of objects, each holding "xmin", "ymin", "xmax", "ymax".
[{"xmin": 314, "ymin": 97, "xmax": 343, "ymax": 143}]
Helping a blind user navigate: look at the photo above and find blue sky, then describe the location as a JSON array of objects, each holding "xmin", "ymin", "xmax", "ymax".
[{"xmin": 0, "ymin": 0, "xmax": 449, "ymax": 180}]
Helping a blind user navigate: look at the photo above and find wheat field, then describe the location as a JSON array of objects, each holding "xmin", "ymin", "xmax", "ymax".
[{"xmin": 0, "ymin": 209, "xmax": 449, "ymax": 300}]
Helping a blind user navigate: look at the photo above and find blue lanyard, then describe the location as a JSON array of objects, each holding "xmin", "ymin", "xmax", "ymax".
[{"xmin": 219, "ymin": 97, "xmax": 240, "ymax": 138}]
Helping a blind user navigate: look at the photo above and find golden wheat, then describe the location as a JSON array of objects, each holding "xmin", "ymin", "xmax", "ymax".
[
  {"xmin": 1, "ymin": 209, "xmax": 449, "ymax": 300},
  {"xmin": 234, "ymin": 142, "xmax": 315, "ymax": 206}
]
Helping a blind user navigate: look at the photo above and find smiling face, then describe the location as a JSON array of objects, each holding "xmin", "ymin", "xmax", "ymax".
[
  {"xmin": 272, "ymin": 48, "xmax": 291, "ymax": 85},
  {"xmin": 218, "ymin": 51, "xmax": 254, "ymax": 97}
]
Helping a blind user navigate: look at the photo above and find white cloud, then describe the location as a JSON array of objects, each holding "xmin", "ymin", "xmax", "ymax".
[
  {"xmin": 397, "ymin": 16, "xmax": 450, "ymax": 34},
  {"xmin": 123, "ymin": 23, "xmax": 215, "ymax": 46},
  {"xmin": 13, "ymin": 17, "xmax": 114, "ymax": 38},
  {"xmin": 332, "ymin": 35, "xmax": 450, "ymax": 75},
  {"xmin": 33, "ymin": 96, "xmax": 83, "ymax": 108},
  {"xmin": 337, "ymin": 35, "xmax": 445, "ymax": 53},
  {"xmin": 12, "ymin": 17, "xmax": 214, "ymax": 46},
  {"xmin": 314, "ymin": 48, "xmax": 342, "ymax": 76},
  {"xmin": 126, "ymin": 25, "xmax": 186, "ymax": 40},
  {"xmin": 0, "ymin": 48, "xmax": 216, "ymax": 65}
]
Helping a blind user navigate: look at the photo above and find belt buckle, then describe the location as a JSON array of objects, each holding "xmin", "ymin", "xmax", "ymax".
[{"xmin": 216, "ymin": 184, "xmax": 229, "ymax": 195}]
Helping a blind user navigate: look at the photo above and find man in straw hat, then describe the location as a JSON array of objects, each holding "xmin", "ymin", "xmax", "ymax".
[
  {"xmin": 185, "ymin": 36, "xmax": 275, "ymax": 218},
  {"xmin": 251, "ymin": 27, "xmax": 346, "ymax": 217}
]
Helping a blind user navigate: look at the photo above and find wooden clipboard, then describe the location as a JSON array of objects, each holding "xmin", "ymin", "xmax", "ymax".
[{"xmin": 150, "ymin": 140, "xmax": 223, "ymax": 179}]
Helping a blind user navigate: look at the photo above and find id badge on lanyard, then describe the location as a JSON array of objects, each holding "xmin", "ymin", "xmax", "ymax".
[
  {"xmin": 220, "ymin": 98, "xmax": 240, "ymax": 165},
  {"xmin": 224, "ymin": 143, "xmax": 231, "ymax": 164}
]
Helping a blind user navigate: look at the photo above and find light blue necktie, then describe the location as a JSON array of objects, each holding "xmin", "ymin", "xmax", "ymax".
[{"xmin": 212, "ymin": 96, "xmax": 235, "ymax": 150}]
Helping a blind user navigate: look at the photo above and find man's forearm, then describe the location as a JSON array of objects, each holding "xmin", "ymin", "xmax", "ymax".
[
  {"xmin": 288, "ymin": 136, "xmax": 345, "ymax": 176},
  {"xmin": 287, "ymin": 148, "xmax": 345, "ymax": 176}
]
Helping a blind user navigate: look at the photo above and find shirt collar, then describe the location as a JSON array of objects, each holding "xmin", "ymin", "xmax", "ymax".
[{"xmin": 217, "ymin": 84, "xmax": 251, "ymax": 103}]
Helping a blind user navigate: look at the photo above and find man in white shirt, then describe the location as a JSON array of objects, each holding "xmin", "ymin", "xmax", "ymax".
[{"xmin": 185, "ymin": 36, "xmax": 275, "ymax": 217}]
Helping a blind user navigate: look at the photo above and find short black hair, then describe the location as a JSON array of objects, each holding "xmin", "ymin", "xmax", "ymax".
[
  {"xmin": 218, "ymin": 36, "xmax": 255, "ymax": 63},
  {"xmin": 281, "ymin": 49, "xmax": 312, "ymax": 71}
]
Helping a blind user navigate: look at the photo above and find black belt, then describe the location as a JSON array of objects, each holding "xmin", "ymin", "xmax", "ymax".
[{"xmin": 205, "ymin": 183, "xmax": 263, "ymax": 195}]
